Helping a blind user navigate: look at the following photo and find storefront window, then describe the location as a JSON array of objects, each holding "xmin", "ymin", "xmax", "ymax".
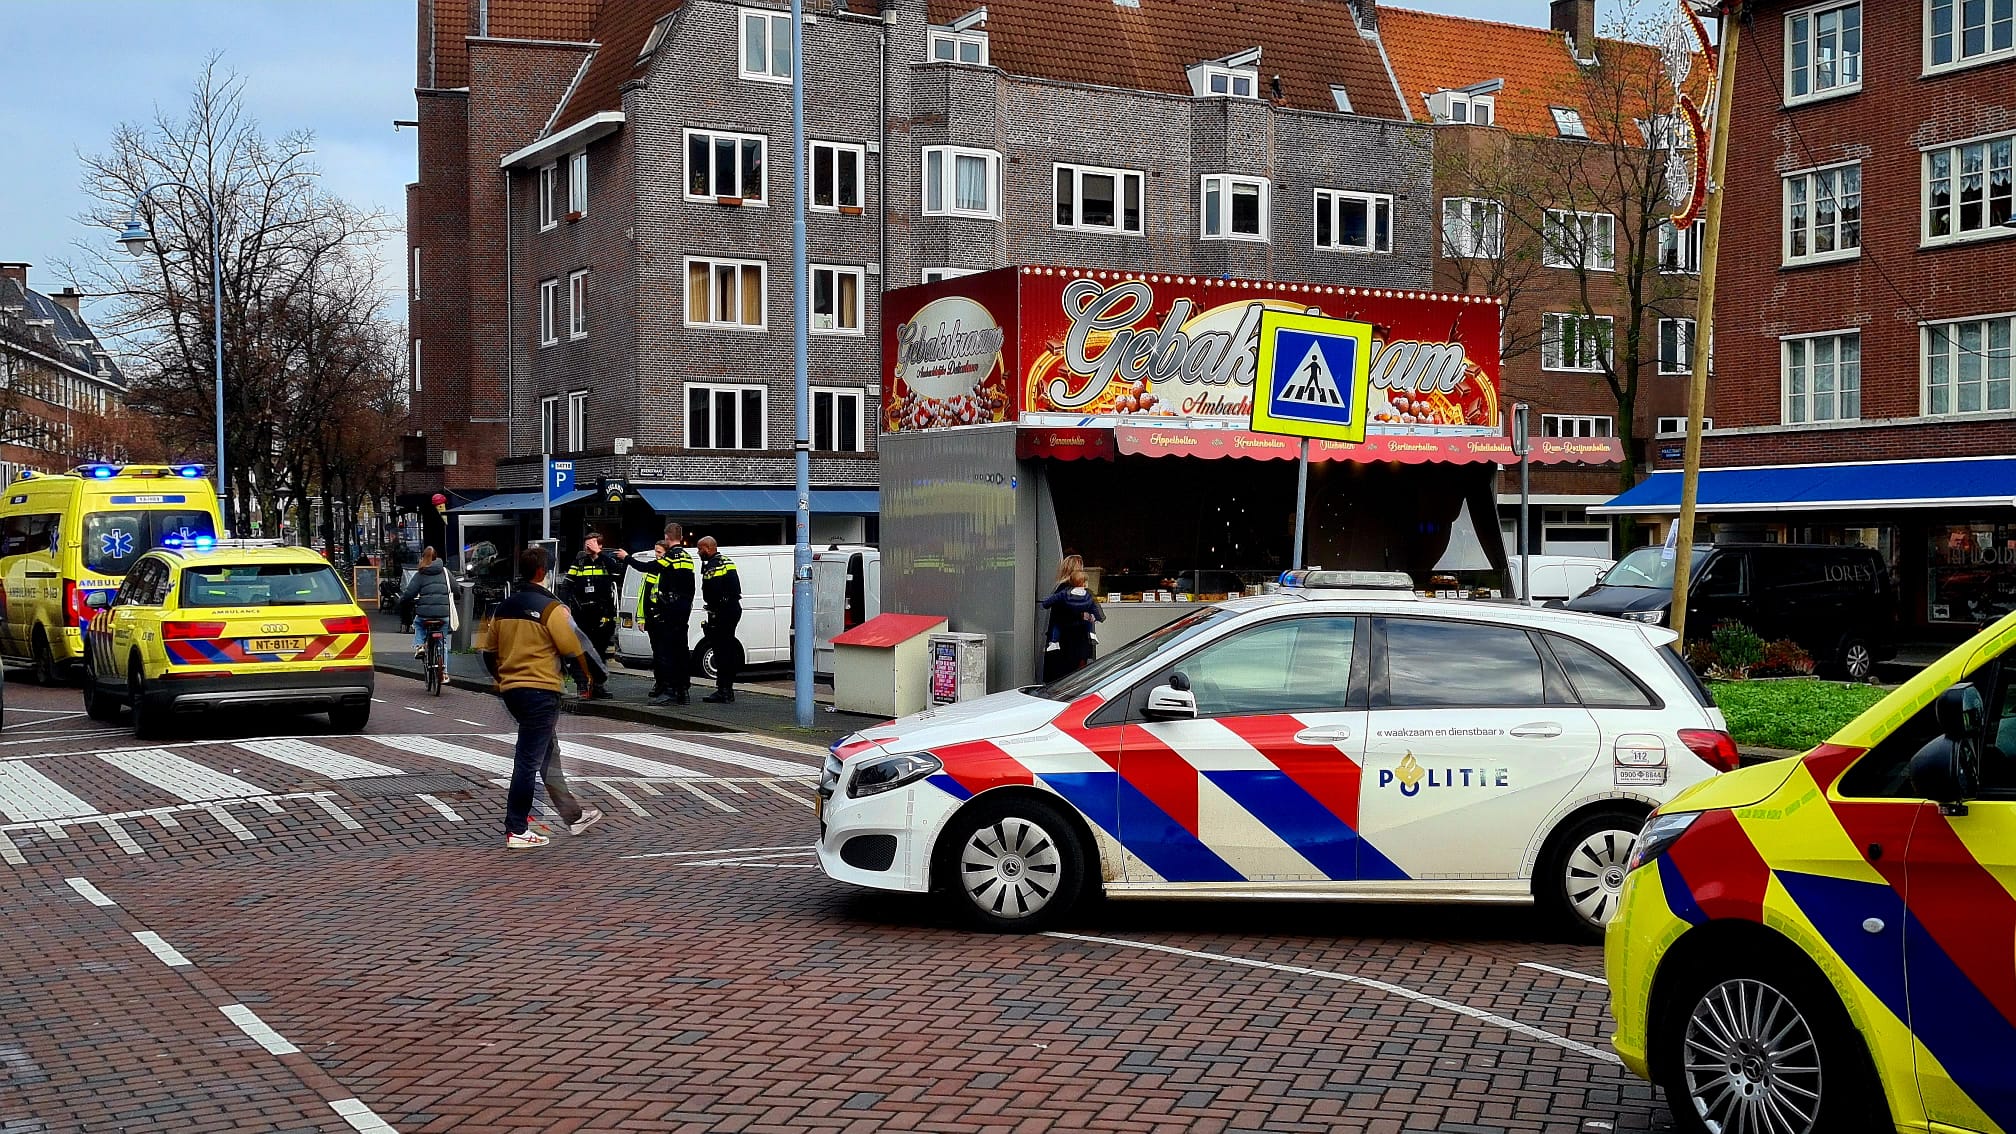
[{"xmin": 1929, "ymin": 524, "xmax": 2016, "ymax": 624}]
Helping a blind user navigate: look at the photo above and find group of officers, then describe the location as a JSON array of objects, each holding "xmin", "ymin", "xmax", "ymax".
[{"xmin": 555, "ymin": 520, "xmax": 743, "ymax": 705}]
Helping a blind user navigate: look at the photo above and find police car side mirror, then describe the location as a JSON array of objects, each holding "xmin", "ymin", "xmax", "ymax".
[
  {"xmin": 1144, "ymin": 682, "xmax": 1196, "ymax": 721},
  {"xmin": 1912, "ymin": 683, "xmax": 1985, "ymax": 816}
]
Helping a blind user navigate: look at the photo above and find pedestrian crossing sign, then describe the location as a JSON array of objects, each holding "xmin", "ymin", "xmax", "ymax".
[{"xmin": 1251, "ymin": 310, "xmax": 1375, "ymax": 443}]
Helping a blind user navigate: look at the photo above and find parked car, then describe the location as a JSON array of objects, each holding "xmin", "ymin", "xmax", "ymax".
[
  {"xmin": 615, "ymin": 545, "xmax": 797, "ymax": 680},
  {"xmin": 1564, "ymin": 542, "xmax": 1896, "ymax": 678},
  {"xmin": 1607, "ymin": 606, "xmax": 2016, "ymax": 1134},
  {"xmin": 817, "ymin": 570, "xmax": 1737, "ymax": 938},
  {"xmin": 1506, "ymin": 554, "xmax": 1614, "ymax": 605}
]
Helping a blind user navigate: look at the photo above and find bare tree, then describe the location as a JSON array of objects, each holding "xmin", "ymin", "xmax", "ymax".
[
  {"xmin": 64, "ymin": 61, "xmax": 400, "ymax": 533},
  {"xmin": 1436, "ymin": 8, "xmax": 1699, "ymax": 491}
]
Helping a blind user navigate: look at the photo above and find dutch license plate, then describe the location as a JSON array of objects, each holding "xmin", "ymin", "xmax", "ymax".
[
  {"xmin": 247, "ymin": 637, "xmax": 306, "ymax": 653},
  {"xmin": 1614, "ymin": 765, "xmax": 1668, "ymax": 787}
]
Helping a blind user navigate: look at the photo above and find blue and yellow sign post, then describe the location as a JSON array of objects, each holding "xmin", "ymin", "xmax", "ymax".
[{"xmin": 1251, "ymin": 310, "xmax": 1376, "ymax": 568}]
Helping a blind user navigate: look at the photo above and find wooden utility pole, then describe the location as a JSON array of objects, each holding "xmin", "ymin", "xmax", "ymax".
[{"xmin": 1669, "ymin": 6, "xmax": 1739, "ymax": 651}]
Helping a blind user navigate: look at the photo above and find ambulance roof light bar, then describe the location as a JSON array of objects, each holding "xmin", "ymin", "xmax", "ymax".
[{"xmin": 66, "ymin": 463, "xmax": 208, "ymax": 481}]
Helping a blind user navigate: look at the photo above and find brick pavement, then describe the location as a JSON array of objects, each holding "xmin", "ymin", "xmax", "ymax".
[{"xmin": 0, "ymin": 678, "xmax": 1675, "ymax": 1133}]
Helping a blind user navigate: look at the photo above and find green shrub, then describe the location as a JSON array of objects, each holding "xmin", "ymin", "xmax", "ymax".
[{"xmin": 1709, "ymin": 620, "xmax": 1765, "ymax": 676}]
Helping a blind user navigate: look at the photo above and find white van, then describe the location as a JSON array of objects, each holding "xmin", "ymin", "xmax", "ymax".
[
  {"xmin": 1507, "ymin": 554, "xmax": 1614, "ymax": 605},
  {"xmin": 812, "ymin": 545, "xmax": 879, "ymax": 676},
  {"xmin": 615, "ymin": 545, "xmax": 796, "ymax": 679}
]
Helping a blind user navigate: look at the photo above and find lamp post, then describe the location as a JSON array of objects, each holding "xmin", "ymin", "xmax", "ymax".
[{"xmin": 119, "ymin": 183, "xmax": 230, "ymax": 536}]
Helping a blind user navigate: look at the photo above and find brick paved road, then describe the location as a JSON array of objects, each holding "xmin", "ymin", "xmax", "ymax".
[{"xmin": 0, "ymin": 675, "xmax": 1676, "ymax": 1133}]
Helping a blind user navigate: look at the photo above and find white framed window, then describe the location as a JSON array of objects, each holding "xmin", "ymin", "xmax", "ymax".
[
  {"xmin": 1928, "ymin": 0, "xmax": 2015, "ymax": 71},
  {"xmin": 537, "ymin": 163, "xmax": 558, "ymax": 230},
  {"xmin": 686, "ymin": 128, "xmax": 767, "ymax": 204},
  {"xmin": 1787, "ymin": 2, "xmax": 1863, "ymax": 101},
  {"xmin": 810, "ymin": 141, "xmax": 865, "ymax": 212},
  {"xmin": 928, "ymin": 29, "xmax": 988, "ymax": 65},
  {"xmin": 810, "ymin": 264, "xmax": 864, "ymax": 335},
  {"xmin": 1784, "ymin": 330, "xmax": 1863, "ymax": 423},
  {"xmin": 1201, "ymin": 174, "xmax": 1268, "ymax": 241},
  {"xmin": 1330, "ymin": 86, "xmax": 1353, "ymax": 113},
  {"xmin": 1550, "ymin": 106, "xmax": 1589, "ymax": 138},
  {"xmin": 566, "ymin": 390, "xmax": 586, "ymax": 451},
  {"xmin": 811, "ymin": 387, "xmax": 866, "ymax": 453},
  {"xmin": 568, "ymin": 269, "xmax": 588, "ymax": 339},
  {"xmin": 740, "ymin": 8, "xmax": 792, "ymax": 83},
  {"xmin": 1428, "ymin": 90, "xmax": 1494, "ymax": 125},
  {"xmin": 1196, "ymin": 65, "xmax": 1258, "ymax": 98},
  {"xmin": 686, "ymin": 383, "xmax": 767, "ymax": 450},
  {"xmin": 537, "ymin": 279, "xmax": 559, "ymax": 346},
  {"xmin": 568, "ymin": 150, "xmax": 588, "ymax": 215},
  {"xmin": 411, "ymin": 247, "xmax": 421, "ymax": 300},
  {"xmin": 1659, "ymin": 219, "xmax": 1704, "ymax": 273},
  {"xmin": 411, "ymin": 338, "xmax": 421, "ymax": 393},
  {"xmin": 1054, "ymin": 163, "xmax": 1144, "ymax": 234},
  {"xmin": 684, "ymin": 256, "xmax": 766, "ymax": 330},
  {"xmin": 1441, "ymin": 197, "xmax": 1503, "ymax": 258},
  {"xmin": 540, "ymin": 395, "xmax": 559, "ymax": 454},
  {"xmin": 1656, "ymin": 416, "xmax": 1713, "ymax": 435},
  {"xmin": 1784, "ymin": 163, "xmax": 1863, "ymax": 263},
  {"xmin": 1543, "ymin": 209, "xmax": 1615, "ymax": 270},
  {"xmin": 1313, "ymin": 189, "xmax": 1393, "ymax": 253},
  {"xmin": 1541, "ymin": 312, "xmax": 1613, "ymax": 371},
  {"xmin": 1923, "ymin": 314, "xmax": 2014, "ymax": 415},
  {"xmin": 922, "ymin": 146, "xmax": 1001, "ymax": 218},
  {"xmin": 1542, "ymin": 414, "xmax": 1614, "ymax": 438},
  {"xmin": 922, "ymin": 267, "xmax": 981, "ymax": 284},
  {"xmin": 1659, "ymin": 318, "xmax": 1697, "ymax": 374},
  {"xmin": 1924, "ymin": 132, "xmax": 2016, "ymax": 245},
  {"xmin": 640, "ymin": 13, "xmax": 673, "ymax": 60}
]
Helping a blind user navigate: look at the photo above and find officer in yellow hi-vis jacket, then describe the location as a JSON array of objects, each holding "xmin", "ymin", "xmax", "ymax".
[
  {"xmin": 562, "ymin": 532, "xmax": 627, "ymax": 685},
  {"xmin": 697, "ymin": 536, "xmax": 742, "ymax": 704},
  {"xmin": 637, "ymin": 521, "xmax": 697, "ymax": 705}
]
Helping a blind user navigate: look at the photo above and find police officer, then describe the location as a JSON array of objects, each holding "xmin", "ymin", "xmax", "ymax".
[
  {"xmin": 697, "ymin": 536, "xmax": 742, "ymax": 704},
  {"xmin": 637, "ymin": 522, "xmax": 697, "ymax": 705},
  {"xmin": 563, "ymin": 532, "xmax": 627, "ymax": 698}
]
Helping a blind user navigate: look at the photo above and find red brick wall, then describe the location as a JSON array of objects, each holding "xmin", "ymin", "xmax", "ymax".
[{"xmin": 1711, "ymin": 2, "xmax": 2016, "ymax": 462}]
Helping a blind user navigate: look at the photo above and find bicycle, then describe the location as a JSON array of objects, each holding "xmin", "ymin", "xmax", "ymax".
[{"xmin": 419, "ymin": 617, "xmax": 448, "ymax": 697}]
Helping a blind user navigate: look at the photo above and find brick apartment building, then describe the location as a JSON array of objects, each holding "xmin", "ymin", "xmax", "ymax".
[
  {"xmin": 0, "ymin": 263, "xmax": 127, "ymax": 478},
  {"xmin": 1598, "ymin": 0, "xmax": 2016, "ymax": 637},
  {"xmin": 403, "ymin": 0, "xmax": 1686, "ymax": 558},
  {"xmin": 1380, "ymin": 0, "xmax": 1697, "ymax": 558}
]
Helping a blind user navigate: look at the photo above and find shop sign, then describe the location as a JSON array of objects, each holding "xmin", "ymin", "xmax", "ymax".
[
  {"xmin": 1308, "ymin": 435, "xmax": 1626, "ymax": 466},
  {"xmin": 883, "ymin": 269, "xmax": 1018, "ymax": 431},
  {"xmin": 1250, "ymin": 310, "xmax": 1375, "ymax": 443},
  {"xmin": 1016, "ymin": 428, "xmax": 1116, "ymax": 461},
  {"xmin": 1113, "ymin": 426, "xmax": 1302, "ymax": 460}
]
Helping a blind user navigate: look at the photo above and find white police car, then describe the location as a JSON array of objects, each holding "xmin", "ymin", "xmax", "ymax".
[{"xmin": 817, "ymin": 571, "xmax": 1736, "ymax": 938}]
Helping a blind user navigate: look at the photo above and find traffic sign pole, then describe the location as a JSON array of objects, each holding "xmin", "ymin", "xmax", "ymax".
[
  {"xmin": 541, "ymin": 453, "xmax": 552, "ymax": 543},
  {"xmin": 1292, "ymin": 439, "xmax": 1310, "ymax": 569}
]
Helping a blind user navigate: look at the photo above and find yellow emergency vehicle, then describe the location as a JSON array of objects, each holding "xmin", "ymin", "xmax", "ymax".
[
  {"xmin": 0, "ymin": 464, "xmax": 222, "ymax": 681},
  {"xmin": 1607, "ymin": 609, "xmax": 2016, "ymax": 1134}
]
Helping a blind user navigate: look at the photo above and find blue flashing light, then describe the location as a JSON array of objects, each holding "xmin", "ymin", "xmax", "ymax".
[
  {"xmin": 175, "ymin": 464, "xmax": 205, "ymax": 479},
  {"xmin": 86, "ymin": 465, "xmax": 117, "ymax": 480},
  {"xmin": 193, "ymin": 535, "xmax": 215, "ymax": 549}
]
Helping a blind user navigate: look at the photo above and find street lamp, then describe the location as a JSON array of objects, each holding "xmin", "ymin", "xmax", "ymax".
[{"xmin": 117, "ymin": 183, "xmax": 231, "ymax": 536}]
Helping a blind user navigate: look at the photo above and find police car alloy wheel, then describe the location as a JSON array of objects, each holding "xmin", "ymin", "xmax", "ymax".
[
  {"xmin": 940, "ymin": 798, "xmax": 1085, "ymax": 932},
  {"xmin": 1539, "ymin": 810, "xmax": 1641, "ymax": 940}
]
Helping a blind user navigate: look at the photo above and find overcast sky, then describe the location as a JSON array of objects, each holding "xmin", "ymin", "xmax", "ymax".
[{"xmin": 0, "ymin": 0, "xmax": 1628, "ymax": 330}]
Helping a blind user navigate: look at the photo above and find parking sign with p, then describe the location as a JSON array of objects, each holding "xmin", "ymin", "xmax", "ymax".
[{"xmin": 1251, "ymin": 310, "xmax": 1375, "ymax": 443}]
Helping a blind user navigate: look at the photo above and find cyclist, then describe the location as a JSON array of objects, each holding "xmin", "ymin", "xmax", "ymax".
[{"xmin": 398, "ymin": 546, "xmax": 454, "ymax": 659}]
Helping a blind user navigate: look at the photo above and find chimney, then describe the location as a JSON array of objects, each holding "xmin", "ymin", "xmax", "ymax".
[
  {"xmin": 0, "ymin": 263, "xmax": 27, "ymax": 289},
  {"xmin": 51, "ymin": 287, "xmax": 82, "ymax": 318},
  {"xmin": 1347, "ymin": 0, "xmax": 1379, "ymax": 33},
  {"xmin": 1551, "ymin": 0, "xmax": 1595, "ymax": 61}
]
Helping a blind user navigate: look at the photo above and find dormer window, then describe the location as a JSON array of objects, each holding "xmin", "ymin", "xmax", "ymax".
[
  {"xmin": 1428, "ymin": 89, "xmax": 1494, "ymax": 125},
  {"xmin": 638, "ymin": 14, "xmax": 673, "ymax": 62},
  {"xmin": 1550, "ymin": 106, "xmax": 1589, "ymax": 138},
  {"xmin": 928, "ymin": 28, "xmax": 989, "ymax": 65},
  {"xmin": 1187, "ymin": 48, "xmax": 1261, "ymax": 99},
  {"xmin": 1330, "ymin": 85, "xmax": 1353, "ymax": 113}
]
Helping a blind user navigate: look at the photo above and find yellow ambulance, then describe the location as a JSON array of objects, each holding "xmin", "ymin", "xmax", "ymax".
[{"xmin": 0, "ymin": 464, "xmax": 222, "ymax": 681}]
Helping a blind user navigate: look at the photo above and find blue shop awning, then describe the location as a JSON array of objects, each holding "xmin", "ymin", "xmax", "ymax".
[
  {"xmin": 638, "ymin": 488, "xmax": 879, "ymax": 515},
  {"xmin": 1590, "ymin": 457, "xmax": 2016, "ymax": 516},
  {"xmin": 450, "ymin": 488, "xmax": 592, "ymax": 514}
]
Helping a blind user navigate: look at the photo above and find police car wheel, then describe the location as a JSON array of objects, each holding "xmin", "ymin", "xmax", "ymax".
[
  {"xmin": 1656, "ymin": 956, "xmax": 1886, "ymax": 1134},
  {"xmin": 940, "ymin": 797, "xmax": 1084, "ymax": 933},
  {"xmin": 329, "ymin": 701, "xmax": 371, "ymax": 733},
  {"xmin": 1537, "ymin": 810, "xmax": 1641, "ymax": 941}
]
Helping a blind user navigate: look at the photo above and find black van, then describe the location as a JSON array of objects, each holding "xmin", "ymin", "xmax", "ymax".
[{"xmin": 1563, "ymin": 543, "xmax": 1897, "ymax": 679}]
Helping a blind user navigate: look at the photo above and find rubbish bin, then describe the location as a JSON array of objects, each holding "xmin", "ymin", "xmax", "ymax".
[
  {"xmin": 451, "ymin": 580, "xmax": 479, "ymax": 653},
  {"xmin": 928, "ymin": 632, "xmax": 988, "ymax": 705}
]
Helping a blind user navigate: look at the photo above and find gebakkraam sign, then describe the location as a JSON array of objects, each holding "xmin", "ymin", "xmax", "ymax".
[{"xmin": 882, "ymin": 267, "xmax": 1503, "ymax": 434}]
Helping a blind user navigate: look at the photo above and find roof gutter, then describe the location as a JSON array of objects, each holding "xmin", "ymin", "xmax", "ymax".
[{"xmin": 499, "ymin": 111, "xmax": 625, "ymax": 170}]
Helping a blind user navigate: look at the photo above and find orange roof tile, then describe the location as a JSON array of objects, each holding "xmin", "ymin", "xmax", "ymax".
[
  {"xmin": 925, "ymin": 0, "xmax": 1406, "ymax": 121},
  {"xmin": 1378, "ymin": 6, "xmax": 1668, "ymax": 142}
]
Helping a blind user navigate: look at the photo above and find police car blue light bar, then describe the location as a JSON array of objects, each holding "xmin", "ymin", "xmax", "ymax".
[
  {"xmin": 1279, "ymin": 569, "xmax": 1415, "ymax": 591},
  {"xmin": 174, "ymin": 465, "xmax": 205, "ymax": 478},
  {"xmin": 83, "ymin": 464, "xmax": 119, "ymax": 479}
]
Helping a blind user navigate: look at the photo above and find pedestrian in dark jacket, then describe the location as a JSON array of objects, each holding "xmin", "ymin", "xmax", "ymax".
[
  {"xmin": 698, "ymin": 536, "xmax": 743, "ymax": 703},
  {"xmin": 398, "ymin": 547, "xmax": 454, "ymax": 657},
  {"xmin": 1041, "ymin": 555, "xmax": 1103, "ymax": 683},
  {"xmin": 634, "ymin": 521, "xmax": 697, "ymax": 705}
]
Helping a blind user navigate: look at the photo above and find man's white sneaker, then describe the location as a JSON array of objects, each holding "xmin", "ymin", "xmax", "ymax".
[
  {"xmin": 505, "ymin": 829, "xmax": 550, "ymax": 849},
  {"xmin": 568, "ymin": 808, "xmax": 604, "ymax": 836}
]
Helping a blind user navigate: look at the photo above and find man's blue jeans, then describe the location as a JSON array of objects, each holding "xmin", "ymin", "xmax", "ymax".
[{"xmin": 500, "ymin": 688, "xmax": 583, "ymax": 835}]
